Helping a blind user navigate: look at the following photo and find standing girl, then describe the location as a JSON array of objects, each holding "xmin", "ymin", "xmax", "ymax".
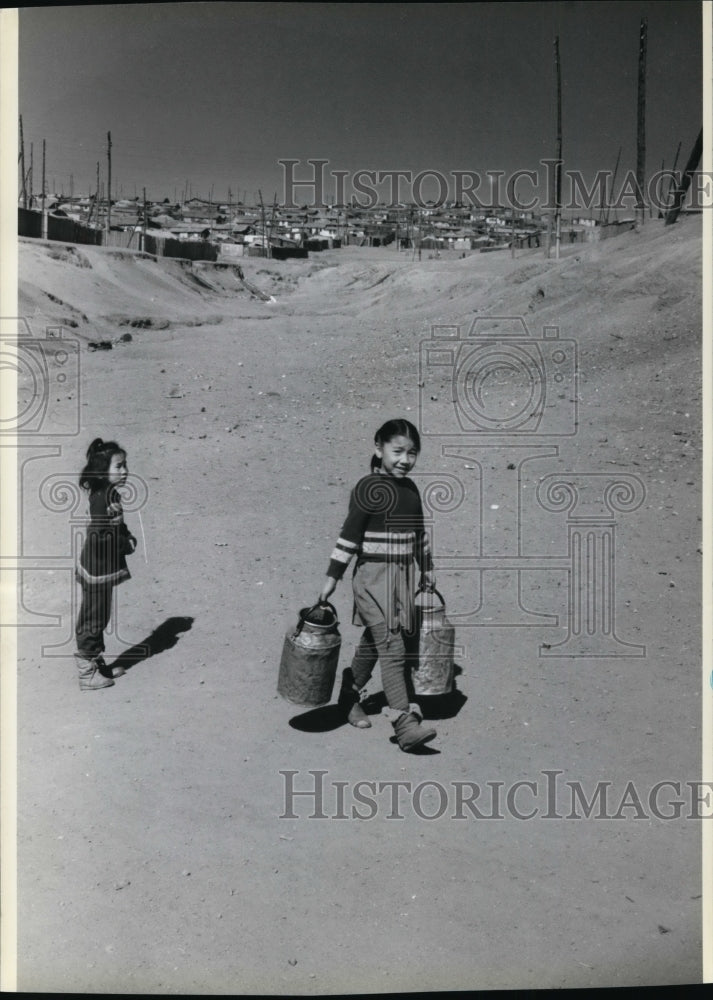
[
  {"xmin": 74, "ymin": 438, "xmax": 137, "ymax": 691},
  {"xmin": 319, "ymin": 418, "xmax": 437, "ymax": 751}
]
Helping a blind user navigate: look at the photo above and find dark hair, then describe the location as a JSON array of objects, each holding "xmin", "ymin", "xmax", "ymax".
[
  {"xmin": 79, "ymin": 437, "xmax": 126, "ymax": 493},
  {"xmin": 370, "ymin": 418, "xmax": 421, "ymax": 472}
]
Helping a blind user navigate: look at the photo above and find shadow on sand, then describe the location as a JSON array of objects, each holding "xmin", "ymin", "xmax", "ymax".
[
  {"xmin": 109, "ymin": 616, "xmax": 194, "ymax": 672},
  {"xmin": 288, "ymin": 664, "xmax": 467, "ymax": 742}
]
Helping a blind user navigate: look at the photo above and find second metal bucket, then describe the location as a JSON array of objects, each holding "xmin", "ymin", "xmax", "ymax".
[{"xmin": 410, "ymin": 588, "xmax": 455, "ymax": 696}]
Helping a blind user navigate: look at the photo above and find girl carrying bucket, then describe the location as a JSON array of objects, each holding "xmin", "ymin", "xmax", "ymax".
[
  {"xmin": 74, "ymin": 438, "xmax": 137, "ymax": 691},
  {"xmin": 319, "ymin": 418, "xmax": 438, "ymax": 751}
]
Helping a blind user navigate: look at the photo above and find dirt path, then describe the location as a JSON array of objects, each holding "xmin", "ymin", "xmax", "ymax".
[{"xmin": 16, "ymin": 220, "xmax": 702, "ymax": 992}]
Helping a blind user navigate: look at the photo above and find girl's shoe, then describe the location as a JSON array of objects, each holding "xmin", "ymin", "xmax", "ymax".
[
  {"xmin": 75, "ymin": 654, "xmax": 115, "ymax": 691},
  {"xmin": 337, "ymin": 669, "xmax": 372, "ymax": 729},
  {"xmin": 392, "ymin": 710, "xmax": 436, "ymax": 751}
]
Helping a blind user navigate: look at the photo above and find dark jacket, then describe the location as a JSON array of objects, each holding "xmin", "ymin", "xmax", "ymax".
[{"xmin": 76, "ymin": 485, "xmax": 136, "ymax": 586}]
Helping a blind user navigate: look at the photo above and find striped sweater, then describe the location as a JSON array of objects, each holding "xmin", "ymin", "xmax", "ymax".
[{"xmin": 327, "ymin": 472, "xmax": 433, "ymax": 581}]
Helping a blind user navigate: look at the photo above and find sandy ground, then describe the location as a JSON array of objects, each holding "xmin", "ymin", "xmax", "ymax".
[{"xmin": 13, "ymin": 218, "xmax": 703, "ymax": 992}]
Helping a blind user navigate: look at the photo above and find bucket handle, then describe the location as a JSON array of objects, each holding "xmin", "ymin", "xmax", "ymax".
[
  {"xmin": 294, "ymin": 600, "xmax": 340, "ymax": 636},
  {"xmin": 415, "ymin": 586, "xmax": 446, "ymax": 608}
]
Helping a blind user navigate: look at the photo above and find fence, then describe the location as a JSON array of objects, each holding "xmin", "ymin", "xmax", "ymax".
[
  {"xmin": 144, "ymin": 234, "xmax": 218, "ymax": 261},
  {"xmin": 271, "ymin": 246, "xmax": 308, "ymax": 260},
  {"xmin": 18, "ymin": 207, "xmax": 42, "ymax": 238},
  {"xmin": 19, "ymin": 208, "xmax": 103, "ymax": 245},
  {"xmin": 46, "ymin": 214, "xmax": 102, "ymax": 245},
  {"xmin": 104, "ymin": 229, "xmax": 140, "ymax": 249}
]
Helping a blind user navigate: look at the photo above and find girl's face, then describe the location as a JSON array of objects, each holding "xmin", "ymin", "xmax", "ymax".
[
  {"xmin": 375, "ymin": 435, "xmax": 419, "ymax": 478},
  {"xmin": 107, "ymin": 452, "xmax": 128, "ymax": 486}
]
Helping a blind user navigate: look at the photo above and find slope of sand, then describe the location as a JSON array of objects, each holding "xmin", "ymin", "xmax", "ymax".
[{"xmin": 16, "ymin": 218, "xmax": 702, "ymax": 992}]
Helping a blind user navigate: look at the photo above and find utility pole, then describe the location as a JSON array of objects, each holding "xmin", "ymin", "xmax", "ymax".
[
  {"xmin": 665, "ymin": 128, "xmax": 703, "ymax": 226},
  {"xmin": 19, "ymin": 115, "xmax": 28, "ymax": 207},
  {"xmin": 635, "ymin": 18, "xmax": 647, "ymax": 226},
  {"xmin": 29, "ymin": 142, "xmax": 33, "ymax": 208},
  {"xmin": 259, "ymin": 189, "xmax": 266, "ymax": 257},
  {"xmin": 511, "ymin": 207, "xmax": 516, "ymax": 258},
  {"xmin": 41, "ymin": 139, "xmax": 46, "ymax": 238},
  {"xmin": 268, "ymin": 192, "xmax": 278, "ymax": 257},
  {"xmin": 603, "ymin": 146, "xmax": 622, "ymax": 226},
  {"xmin": 106, "ymin": 131, "xmax": 112, "ymax": 238},
  {"xmin": 664, "ymin": 140, "xmax": 683, "ymax": 214},
  {"xmin": 554, "ymin": 35, "xmax": 562, "ymax": 260}
]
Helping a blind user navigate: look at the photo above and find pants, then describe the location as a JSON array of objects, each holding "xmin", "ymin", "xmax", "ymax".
[
  {"xmin": 349, "ymin": 621, "xmax": 409, "ymax": 713},
  {"xmin": 75, "ymin": 582, "xmax": 113, "ymax": 659}
]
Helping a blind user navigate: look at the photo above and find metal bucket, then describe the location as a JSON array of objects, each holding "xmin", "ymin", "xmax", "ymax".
[
  {"xmin": 410, "ymin": 588, "xmax": 455, "ymax": 696},
  {"xmin": 278, "ymin": 602, "xmax": 341, "ymax": 707}
]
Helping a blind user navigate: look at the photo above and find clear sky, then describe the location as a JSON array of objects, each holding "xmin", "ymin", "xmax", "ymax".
[{"xmin": 18, "ymin": 1, "xmax": 703, "ymax": 208}]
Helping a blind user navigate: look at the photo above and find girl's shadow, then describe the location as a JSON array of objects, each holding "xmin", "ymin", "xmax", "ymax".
[
  {"xmin": 109, "ymin": 616, "xmax": 194, "ymax": 672},
  {"xmin": 288, "ymin": 690, "xmax": 386, "ymax": 733},
  {"xmin": 288, "ymin": 666, "xmax": 467, "ymax": 735}
]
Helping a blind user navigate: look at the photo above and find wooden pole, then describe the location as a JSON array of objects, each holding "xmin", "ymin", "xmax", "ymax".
[
  {"xmin": 511, "ymin": 207, "xmax": 516, "ymax": 258},
  {"xmin": 635, "ymin": 18, "xmax": 647, "ymax": 226},
  {"xmin": 664, "ymin": 140, "xmax": 683, "ymax": 213},
  {"xmin": 606, "ymin": 147, "xmax": 621, "ymax": 225},
  {"xmin": 267, "ymin": 192, "xmax": 277, "ymax": 258},
  {"xmin": 665, "ymin": 127, "xmax": 703, "ymax": 226},
  {"xmin": 19, "ymin": 115, "xmax": 27, "ymax": 207},
  {"xmin": 28, "ymin": 142, "xmax": 33, "ymax": 208},
  {"xmin": 41, "ymin": 139, "xmax": 46, "ymax": 238},
  {"xmin": 259, "ymin": 189, "xmax": 266, "ymax": 257},
  {"xmin": 554, "ymin": 35, "xmax": 562, "ymax": 260},
  {"xmin": 106, "ymin": 131, "xmax": 112, "ymax": 238}
]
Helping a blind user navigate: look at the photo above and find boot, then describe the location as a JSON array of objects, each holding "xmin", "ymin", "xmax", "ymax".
[
  {"xmin": 337, "ymin": 669, "xmax": 371, "ymax": 728},
  {"xmin": 392, "ymin": 705, "xmax": 436, "ymax": 751},
  {"xmin": 75, "ymin": 654, "xmax": 115, "ymax": 691}
]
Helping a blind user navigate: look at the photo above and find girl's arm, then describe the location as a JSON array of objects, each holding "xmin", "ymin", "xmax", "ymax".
[
  {"xmin": 415, "ymin": 495, "xmax": 436, "ymax": 591},
  {"xmin": 322, "ymin": 482, "xmax": 370, "ymax": 588},
  {"xmin": 319, "ymin": 576, "xmax": 338, "ymax": 603}
]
